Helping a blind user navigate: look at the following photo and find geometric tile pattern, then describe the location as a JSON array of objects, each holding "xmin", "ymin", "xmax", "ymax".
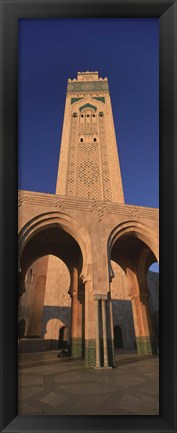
[{"xmin": 67, "ymin": 80, "xmax": 109, "ymax": 95}]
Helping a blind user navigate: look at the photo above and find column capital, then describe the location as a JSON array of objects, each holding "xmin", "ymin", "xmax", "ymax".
[{"xmin": 94, "ymin": 293, "xmax": 108, "ymax": 300}]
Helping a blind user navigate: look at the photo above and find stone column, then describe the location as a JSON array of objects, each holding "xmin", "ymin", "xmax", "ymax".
[
  {"xmin": 95, "ymin": 299, "xmax": 101, "ymax": 368},
  {"xmin": 70, "ymin": 266, "xmax": 79, "ymax": 357},
  {"xmin": 84, "ymin": 279, "xmax": 96, "ymax": 367},
  {"xmin": 70, "ymin": 269, "xmax": 85, "ymax": 358},
  {"xmin": 77, "ymin": 289, "xmax": 85, "ymax": 357},
  {"xmin": 131, "ymin": 294, "xmax": 157, "ymax": 355},
  {"xmin": 101, "ymin": 299, "xmax": 109, "ymax": 367},
  {"xmin": 131, "ymin": 295, "xmax": 143, "ymax": 347},
  {"xmin": 139, "ymin": 293, "xmax": 157, "ymax": 354},
  {"xmin": 107, "ymin": 297, "xmax": 115, "ymax": 367}
]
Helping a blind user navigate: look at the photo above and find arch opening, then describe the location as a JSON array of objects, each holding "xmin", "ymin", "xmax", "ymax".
[
  {"xmin": 108, "ymin": 222, "xmax": 159, "ymax": 356},
  {"xmin": 18, "ymin": 221, "xmax": 86, "ymax": 355},
  {"xmin": 114, "ymin": 325, "xmax": 123, "ymax": 349}
]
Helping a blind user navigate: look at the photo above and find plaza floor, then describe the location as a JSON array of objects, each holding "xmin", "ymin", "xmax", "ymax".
[{"xmin": 18, "ymin": 350, "xmax": 159, "ymax": 416}]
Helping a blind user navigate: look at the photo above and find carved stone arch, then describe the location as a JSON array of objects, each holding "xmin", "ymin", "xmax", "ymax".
[
  {"xmin": 79, "ymin": 103, "xmax": 97, "ymax": 112},
  {"xmin": 18, "ymin": 211, "xmax": 92, "ymax": 282},
  {"xmin": 107, "ymin": 220, "xmax": 159, "ymax": 286},
  {"xmin": 108, "ymin": 220, "xmax": 159, "ymax": 262},
  {"xmin": 137, "ymin": 247, "xmax": 155, "ymax": 292},
  {"xmin": 71, "ymin": 94, "xmax": 106, "ymax": 112}
]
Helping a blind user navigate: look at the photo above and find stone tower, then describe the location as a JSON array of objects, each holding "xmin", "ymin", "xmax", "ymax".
[
  {"xmin": 18, "ymin": 71, "xmax": 159, "ymax": 367},
  {"xmin": 56, "ymin": 71, "xmax": 124, "ymax": 203}
]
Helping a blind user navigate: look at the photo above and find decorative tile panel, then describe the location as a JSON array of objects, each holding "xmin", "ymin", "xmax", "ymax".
[
  {"xmin": 67, "ymin": 81, "xmax": 109, "ymax": 95},
  {"xmin": 85, "ymin": 339, "xmax": 96, "ymax": 367},
  {"xmin": 136, "ymin": 336, "xmax": 157, "ymax": 355}
]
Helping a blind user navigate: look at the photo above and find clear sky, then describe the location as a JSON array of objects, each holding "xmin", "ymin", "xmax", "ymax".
[{"xmin": 18, "ymin": 18, "xmax": 159, "ymax": 271}]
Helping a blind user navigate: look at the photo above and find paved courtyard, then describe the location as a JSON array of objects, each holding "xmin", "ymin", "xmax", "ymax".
[{"xmin": 18, "ymin": 350, "xmax": 159, "ymax": 416}]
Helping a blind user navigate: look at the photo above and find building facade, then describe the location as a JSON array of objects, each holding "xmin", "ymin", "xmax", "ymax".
[{"xmin": 18, "ymin": 71, "xmax": 159, "ymax": 367}]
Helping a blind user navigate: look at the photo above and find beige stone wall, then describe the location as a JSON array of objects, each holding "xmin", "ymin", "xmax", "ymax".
[
  {"xmin": 18, "ymin": 256, "xmax": 48, "ymax": 336},
  {"xmin": 110, "ymin": 261, "xmax": 130, "ymax": 300},
  {"xmin": 42, "ymin": 255, "xmax": 71, "ymax": 341},
  {"xmin": 18, "ymin": 254, "xmax": 72, "ymax": 341}
]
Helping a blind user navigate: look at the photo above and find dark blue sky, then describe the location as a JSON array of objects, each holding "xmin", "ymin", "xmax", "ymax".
[{"xmin": 18, "ymin": 18, "xmax": 159, "ymax": 210}]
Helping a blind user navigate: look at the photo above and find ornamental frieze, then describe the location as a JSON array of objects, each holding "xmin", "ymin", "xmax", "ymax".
[
  {"xmin": 67, "ymin": 80, "xmax": 109, "ymax": 94},
  {"xmin": 18, "ymin": 191, "xmax": 159, "ymax": 222}
]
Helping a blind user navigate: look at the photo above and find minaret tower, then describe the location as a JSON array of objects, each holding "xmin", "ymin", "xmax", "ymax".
[
  {"xmin": 18, "ymin": 71, "xmax": 159, "ymax": 368},
  {"xmin": 56, "ymin": 71, "xmax": 124, "ymax": 203}
]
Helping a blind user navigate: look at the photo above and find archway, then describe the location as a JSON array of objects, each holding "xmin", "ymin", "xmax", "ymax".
[
  {"xmin": 108, "ymin": 221, "xmax": 159, "ymax": 355},
  {"xmin": 59, "ymin": 325, "xmax": 68, "ymax": 349},
  {"xmin": 114, "ymin": 325, "xmax": 123, "ymax": 348},
  {"xmin": 18, "ymin": 216, "xmax": 90, "ymax": 357},
  {"xmin": 18, "ymin": 211, "xmax": 92, "ymax": 281},
  {"xmin": 18, "ymin": 255, "xmax": 71, "ymax": 346}
]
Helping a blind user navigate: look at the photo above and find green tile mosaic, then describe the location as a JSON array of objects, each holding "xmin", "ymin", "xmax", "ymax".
[
  {"xmin": 136, "ymin": 337, "xmax": 157, "ymax": 355},
  {"xmin": 79, "ymin": 103, "xmax": 97, "ymax": 112},
  {"xmin": 71, "ymin": 97, "xmax": 83, "ymax": 104},
  {"xmin": 93, "ymin": 97, "xmax": 105, "ymax": 103},
  {"xmin": 67, "ymin": 81, "xmax": 109, "ymax": 94},
  {"xmin": 85, "ymin": 339, "xmax": 96, "ymax": 367},
  {"xmin": 71, "ymin": 338, "xmax": 84, "ymax": 358}
]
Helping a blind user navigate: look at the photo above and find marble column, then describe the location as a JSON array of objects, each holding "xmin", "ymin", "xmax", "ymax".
[
  {"xmin": 95, "ymin": 299, "xmax": 101, "ymax": 368},
  {"xmin": 70, "ymin": 266, "xmax": 79, "ymax": 357},
  {"xmin": 131, "ymin": 294, "xmax": 157, "ymax": 355},
  {"xmin": 101, "ymin": 299, "xmax": 109, "ymax": 367},
  {"xmin": 84, "ymin": 280, "xmax": 96, "ymax": 367},
  {"xmin": 108, "ymin": 297, "xmax": 115, "ymax": 367},
  {"xmin": 140, "ymin": 293, "xmax": 157, "ymax": 354}
]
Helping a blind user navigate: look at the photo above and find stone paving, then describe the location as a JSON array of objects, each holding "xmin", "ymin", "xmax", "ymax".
[{"xmin": 18, "ymin": 350, "xmax": 159, "ymax": 415}]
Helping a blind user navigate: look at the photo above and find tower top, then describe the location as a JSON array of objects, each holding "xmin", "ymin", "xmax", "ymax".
[
  {"xmin": 77, "ymin": 71, "xmax": 99, "ymax": 81},
  {"xmin": 67, "ymin": 72, "xmax": 109, "ymax": 95},
  {"xmin": 68, "ymin": 71, "xmax": 108, "ymax": 82}
]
